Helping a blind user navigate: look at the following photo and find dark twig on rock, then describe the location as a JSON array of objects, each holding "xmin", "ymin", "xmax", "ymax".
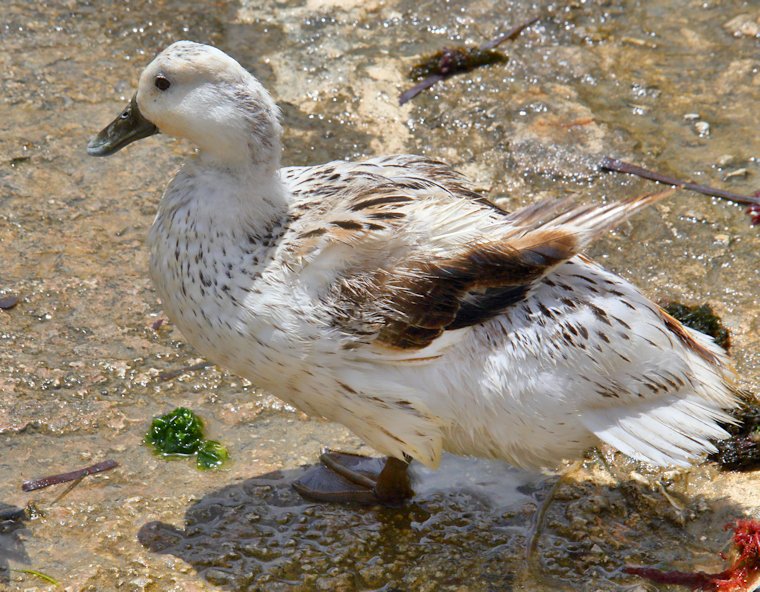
[
  {"xmin": 601, "ymin": 157, "xmax": 760, "ymax": 206},
  {"xmin": 479, "ymin": 16, "xmax": 540, "ymax": 50},
  {"xmin": 398, "ymin": 75, "xmax": 445, "ymax": 106},
  {"xmin": 399, "ymin": 16, "xmax": 539, "ymax": 105},
  {"xmin": 158, "ymin": 361, "xmax": 212, "ymax": 382},
  {"xmin": 21, "ymin": 459, "xmax": 118, "ymax": 492}
]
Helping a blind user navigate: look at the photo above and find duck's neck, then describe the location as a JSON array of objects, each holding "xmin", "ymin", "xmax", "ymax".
[
  {"xmin": 186, "ymin": 79, "xmax": 286, "ymax": 224},
  {"xmin": 192, "ymin": 83, "xmax": 283, "ymax": 176},
  {"xmin": 196, "ymin": 128, "xmax": 282, "ymax": 174},
  {"xmin": 166, "ymin": 156, "xmax": 291, "ymax": 244}
]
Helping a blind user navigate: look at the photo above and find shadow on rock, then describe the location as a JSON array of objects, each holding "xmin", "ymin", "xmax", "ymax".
[
  {"xmin": 137, "ymin": 459, "xmax": 754, "ymax": 592},
  {"xmin": 0, "ymin": 503, "xmax": 31, "ymax": 583},
  {"xmin": 138, "ymin": 462, "xmax": 528, "ymax": 591}
]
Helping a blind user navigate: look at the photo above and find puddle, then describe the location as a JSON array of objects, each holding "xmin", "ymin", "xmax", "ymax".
[
  {"xmin": 1, "ymin": 0, "xmax": 758, "ymax": 590},
  {"xmin": 411, "ymin": 455, "xmax": 542, "ymax": 509}
]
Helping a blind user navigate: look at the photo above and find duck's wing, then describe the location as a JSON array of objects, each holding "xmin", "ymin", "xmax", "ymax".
[{"xmin": 283, "ymin": 156, "xmax": 674, "ymax": 358}]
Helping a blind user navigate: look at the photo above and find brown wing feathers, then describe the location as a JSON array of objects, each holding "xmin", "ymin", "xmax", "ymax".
[
  {"xmin": 373, "ymin": 188, "xmax": 675, "ymax": 351},
  {"xmin": 304, "ymin": 158, "xmax": 676, "ymax": 352},
  {"xmin": 377, "ymin": 230, "xmax": 579, "ymax": 349}
]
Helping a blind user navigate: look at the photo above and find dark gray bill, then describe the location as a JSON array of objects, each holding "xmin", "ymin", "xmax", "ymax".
[{"xmin": 87, "ymin": 94, "xmax": 159, "ymax": 157}]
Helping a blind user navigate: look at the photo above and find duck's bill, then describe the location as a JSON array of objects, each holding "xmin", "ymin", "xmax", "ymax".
[{"xmin": 87, "ymin": 95, "xmax": 159, "ymax": 157}]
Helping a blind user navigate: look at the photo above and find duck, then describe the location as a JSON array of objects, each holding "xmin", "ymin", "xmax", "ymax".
[{"xmin": 87, "ymin": 41, "xmax": 737, "ymax": 504}]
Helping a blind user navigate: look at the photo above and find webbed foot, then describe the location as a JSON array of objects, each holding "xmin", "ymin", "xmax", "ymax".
[{"xmin": 292, "ymin": 450, "xmax": 413, "ymax": 505}]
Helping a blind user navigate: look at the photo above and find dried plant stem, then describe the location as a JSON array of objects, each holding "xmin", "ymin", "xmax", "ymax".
[
  {"xmin": 21, "ymin": 459, "xmax": 118, "ymax": 492},
  {"xmin": 601, "ymin": 157, "xmax": 760, "ymax": 206},
  {"xmin": 480, "ymin": 16, "xmax": 540, "ymax": 50}
]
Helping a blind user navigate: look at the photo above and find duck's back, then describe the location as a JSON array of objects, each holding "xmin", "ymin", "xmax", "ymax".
[{"xmin": 271, "ymin": 156, "xmax": 736, "ymax": 469}]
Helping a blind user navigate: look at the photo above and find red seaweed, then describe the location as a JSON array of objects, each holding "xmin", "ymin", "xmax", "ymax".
[
  {"xmin": 625, "ymin": 519, "xmax": 760, "ymax": 591},
  {"xmin": 624, "ymin": 567, "xmax": 719, "ymax": 589},
  {"xmin": 747, "ymin": 194, "xmax": 760, "ymax": 226}
]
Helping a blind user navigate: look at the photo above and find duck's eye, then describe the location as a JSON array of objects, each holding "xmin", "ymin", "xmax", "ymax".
[{"xmin": 155, "ymin": 75, "xmax": 171, "ymax": 91}]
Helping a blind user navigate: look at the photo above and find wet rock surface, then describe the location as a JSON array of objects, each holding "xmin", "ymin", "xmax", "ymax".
[{"xmin": 1, "ymin": 0, "xmax": 758, "ymax": 590}]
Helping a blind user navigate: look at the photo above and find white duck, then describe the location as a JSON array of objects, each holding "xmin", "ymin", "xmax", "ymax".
[{"xmin": 88, "ymin": 41, "xmax": 737, "ymax": 504}]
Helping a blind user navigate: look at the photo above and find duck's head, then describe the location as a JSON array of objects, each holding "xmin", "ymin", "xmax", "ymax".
[{"xmin": 87, "ymin": 41, "xmax": 282, "ymax": 170}]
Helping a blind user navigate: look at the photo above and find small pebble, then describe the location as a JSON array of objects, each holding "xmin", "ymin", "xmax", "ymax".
[
  {"xmin": 9, "ymin": 156, "xmax": 31, "ymax": 167},
  {"xmin": 723, "ymin": 14, "xmax": 760, "ymax": 38},
  {"xmin": 683, "ymin": 112, "xmax": 701, "ymax": 121},
  {"xmin": 724, "ymin": 168, "xmax": 749, "ymax": 180},
  {"xmin": 0, "ymin": 294, "xmax": 19, "ymax": 309},
  {"xmin": 621, "ymin": 36, "xmax": 657, "ymax": 48},
  {"xmin": 694, "ymin": 121, "xmax": 710, "ymax": 136}
]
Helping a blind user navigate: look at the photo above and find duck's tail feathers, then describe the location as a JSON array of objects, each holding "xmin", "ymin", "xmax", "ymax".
[
  {"xmin": 581, "ymin": 394, "xmax": 734, "ymax": 467},
  {"xmin": 506, "ymin": 187, "xmax": 677, "ymax": 253}
]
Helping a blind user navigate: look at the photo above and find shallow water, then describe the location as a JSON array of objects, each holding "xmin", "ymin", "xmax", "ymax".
[{"xmin": 1, "ymin": 0, "xmax": 759, "ymax": 590}]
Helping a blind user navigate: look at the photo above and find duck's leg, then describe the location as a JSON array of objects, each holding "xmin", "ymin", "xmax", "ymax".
[
  {"xmin": 525, "ymin": 461, "xmax": 583, "ymax": 562},
  {"xmin": 292, "ymin": 450, "xmax": 413, "ymax": 505}
]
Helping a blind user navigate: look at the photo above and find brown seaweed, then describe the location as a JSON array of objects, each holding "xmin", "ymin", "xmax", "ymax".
[
  {"xmin": 663, "ymin": 302, "xmax": 730, "ymax": 351},
  {"xmin": 399, "ymin": 16, "xmax": 538, "ymax": 105},
  {"xmin": 408, "ymin": 47, "xmax": 508, "ymax": 81},
  {"xmin": 709, "ymin": 404, "xmax": 760, "ymax": 472}
]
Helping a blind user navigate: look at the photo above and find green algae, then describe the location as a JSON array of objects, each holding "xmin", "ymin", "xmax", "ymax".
[
  {"xmin": 146, "ymin": 407, "xmax": 204, "ymax": 455},
  {"xmin": 146, "ymin": 407, "xmax": 229, "ymax": 470},
  {"xmin": 196, "ymin": 440, "xmax": 230, "ymax": 470}
]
